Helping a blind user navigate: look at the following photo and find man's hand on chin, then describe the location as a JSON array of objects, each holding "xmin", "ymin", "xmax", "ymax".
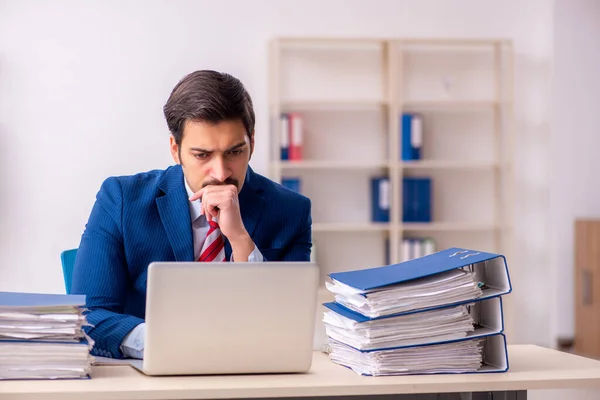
[{"xmin": 189, "ymin": 184, "xmax": 254, "ymax": 261}]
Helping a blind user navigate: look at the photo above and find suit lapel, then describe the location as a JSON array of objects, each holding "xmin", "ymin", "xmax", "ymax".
[
  {"xmin": 156, "ymin": 165, "xmax": 194, "ymax": 261},
  {"xmin": 225, "ymin": 166, "xmax": 266, "ymax": 260}
]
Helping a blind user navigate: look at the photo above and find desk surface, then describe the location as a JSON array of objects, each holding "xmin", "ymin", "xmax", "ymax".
[{"xmin": 2, "ymin": 345, "xmax": 600, "ymax": 400}]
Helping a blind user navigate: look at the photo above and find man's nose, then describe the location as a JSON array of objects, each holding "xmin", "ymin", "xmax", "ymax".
[{"xmin": 210, "ymin": 157, "xmax": 231, "ymax": 182}]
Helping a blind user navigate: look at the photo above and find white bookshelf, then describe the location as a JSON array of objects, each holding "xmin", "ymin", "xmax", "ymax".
[{"xmin": 268, "ymin": 37, "xmax": 514, "ymax": 286}]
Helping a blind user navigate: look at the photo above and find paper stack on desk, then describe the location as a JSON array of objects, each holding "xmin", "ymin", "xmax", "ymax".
[
  {"xmin": 0, "ymin": 291, "xmax": 94, "ymax": 380},
  {"xmin": 323, "ymin": 247, "xmax": 512, "ymax": 376}
]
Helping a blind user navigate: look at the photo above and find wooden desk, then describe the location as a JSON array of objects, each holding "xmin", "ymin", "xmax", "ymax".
[{"xmin": 2, "ymin": 345, "xmax": 600, "ymax": 400}]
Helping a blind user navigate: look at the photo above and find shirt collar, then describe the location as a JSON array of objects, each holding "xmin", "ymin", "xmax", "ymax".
[{"xmin": 184, "ymin": 178, "xmax": 202, "ymax": 222}]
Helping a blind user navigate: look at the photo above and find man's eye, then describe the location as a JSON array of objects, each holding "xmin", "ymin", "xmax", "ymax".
[
  {"xmin": 195, "ymin": 153, "xmax": 209, "ymax": 159},
  {"xmin": 229, "ymin": 149, "xmax": 243, "ymax": 156}
]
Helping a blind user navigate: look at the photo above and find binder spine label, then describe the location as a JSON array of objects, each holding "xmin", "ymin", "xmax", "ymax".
[{"xmin": 379, "ymin": 179, "xmax": 390, "ymax": 210}]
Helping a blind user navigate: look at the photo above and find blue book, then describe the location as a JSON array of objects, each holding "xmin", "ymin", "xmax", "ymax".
[
  {"xmin": 280, "ymin": 114, "xmax": 289, "ymax": 160},
  {"xmin": 281, "ymin": 177, "xmax": 301, "ymax": 193},
  {"xmin": 416, "ymin": 177, "xmax": 431, "ymax": 221},
  {"xmin": 401, "ymin": 113, "xmax": 423, "ymax": 161},
  {"xmin": 371, "ymin": 176, "xmax": 390, "ymax": 222},
  {"xmin": 403, "ymin": 177, "xmax": 431, "ymax": 222},
  {"xmin": 401, "ymin": 114, "xmax": 413, "ymax": 160}
]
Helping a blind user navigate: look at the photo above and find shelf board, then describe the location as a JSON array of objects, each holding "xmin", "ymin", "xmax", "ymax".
[
  {"xmin": 312, "ymin": 222, "xmax": 504, "ymax": 233},
  {"xmin": 401, "ymin": 38, "xmax": 511, "ymax": 46},
  {"xmin": 401, "ymin": 222, "xmax": 500, "ymax": 232},
  {"xmin": 280, "ymin": 100, "xmax": 387, "ymax": 110},
  {"xmin": 277, "ymin": 37, "xmax": 384, "ymax": 48},
  {"xmin": 279, "ymin": 160, "xmax": 390, "ymax": 170},
  {"xmin": 313, "ymin": 223, "xmax": 392, "ymax": 233},
  {"xmin": 402, "ymin": 100, "xmax": 500, "ymax": 110},
  {"xmin": 401, "ymin": 160, "xmax": 499, "ymax": 170}
]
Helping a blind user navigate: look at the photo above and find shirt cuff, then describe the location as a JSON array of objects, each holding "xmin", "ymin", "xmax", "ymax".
[
  {"xmin": 120, "ymin": 323, "xmax": 145, "ymax": 359},
  {"xmin": 248, "ymin": 244, "xmax": 264, "ymax": 262},
  {"xmin": 231, "ymin": 244, "xmax": 264, "ymax": 262}
]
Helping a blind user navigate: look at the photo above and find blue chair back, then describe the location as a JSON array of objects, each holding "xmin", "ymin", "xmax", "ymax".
[{"xmin": 60, "ymin": 249, "xmax": 78, "ymax": 294}]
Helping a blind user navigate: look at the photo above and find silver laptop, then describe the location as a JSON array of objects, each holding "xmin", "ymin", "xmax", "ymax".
[{"xmin": 130, "ymin": 261, "xmax": 319, "ymax": 376}]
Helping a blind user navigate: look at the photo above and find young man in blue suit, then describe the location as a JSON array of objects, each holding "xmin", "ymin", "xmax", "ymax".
[{"xmin": 71, "ymin": 70, "xmax": 312, "ymax": 359}]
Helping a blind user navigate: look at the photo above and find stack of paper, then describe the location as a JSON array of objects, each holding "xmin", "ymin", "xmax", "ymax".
[
  {"xmin": 323, "ymin": 302, "xmax": 475, "ymax": 351},
  {"xmin": 0, "ymin": 292, "xmax": 94, "ymax": 380},
  {"xmin": 328, "ymin": 337, "xmax": 485, "ymax": 376},
  {"xmin": 326, "ymin": 268, "xmax": 483, "ymax": 318},
  {"xmin": 323, "ymin": 247, "xmax": 512, "ymax": 376}
]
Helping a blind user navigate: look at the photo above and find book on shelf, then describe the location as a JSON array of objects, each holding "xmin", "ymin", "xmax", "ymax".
[
  {"xmin": 371, "ymin": 176, "xmax": 390, "ymax": 223},
  {"xmin": 280, "ymin": 113, "xmax": 289, "ymax": 160},
  {"xmin": 401, "ymin": 237, "xmax": 436, "ymax": 262},
  {"xmin": 322, "ymin": 247, "xmax": 512, "ymax": 376},
  {"xmin": 0, "ymin": 291, "xmax": 94, "ymax": 380},
  {"xmin": 401, "ymin": 113, "xmax": 423, "ymax": 161},
  {"xmin": 281, "ymin": 177, "xmax": 301, "ymax": 193},
  {"xmin": 403, "ymin": 177, "xmax": 431, "ymax": 222},
  {"xmin": 279, "ymin": 113, "xmax": 303, "ymax": 161}
]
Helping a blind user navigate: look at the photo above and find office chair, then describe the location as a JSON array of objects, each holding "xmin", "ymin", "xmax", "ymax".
[{"xmin": 60, "ymin": 248, "xmax": 78, "ymax": 294}]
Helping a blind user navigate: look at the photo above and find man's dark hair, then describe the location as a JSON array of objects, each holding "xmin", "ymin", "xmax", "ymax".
[{"xmin": 163, "ymin": 70, "xmax": 255, "ymax": 148}]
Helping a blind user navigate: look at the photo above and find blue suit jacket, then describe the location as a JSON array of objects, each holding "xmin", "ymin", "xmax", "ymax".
[{"xmin": 71, "ymin": 165, "xmax": 312, "ymax": 358}]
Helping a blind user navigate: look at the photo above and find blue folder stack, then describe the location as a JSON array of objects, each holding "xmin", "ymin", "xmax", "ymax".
[
  {"xmin": 323, "ymin": 247, "xmax": 512, "ymax": 376},
  {"xmin": 0, "ymin": 292, "xmax": 94, "ymax": 380}
]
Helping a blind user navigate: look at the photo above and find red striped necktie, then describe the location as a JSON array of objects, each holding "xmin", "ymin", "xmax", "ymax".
[{"xmin": 198, "ymin": 220, "xmax": 226, "ymax": 262}]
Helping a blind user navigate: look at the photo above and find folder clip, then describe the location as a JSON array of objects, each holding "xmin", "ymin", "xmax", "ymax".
[
  {"xmin": 449, "ymin": 250, "xmax": 469, "ymax": 257},
  {"xmin": 460, "ymin": 252, "xmax": 481, "ymax": 260}
]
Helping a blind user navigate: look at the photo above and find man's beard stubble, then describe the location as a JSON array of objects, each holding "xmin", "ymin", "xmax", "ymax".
[{"xmin": 202, "ymin": 177, "xmax": 239, "ymax": 189}]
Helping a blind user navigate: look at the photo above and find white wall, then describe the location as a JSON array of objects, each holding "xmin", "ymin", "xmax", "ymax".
[
  {"xmin": 0, "ymin": 0, "xmax": 554, "ymax": 347},
  {"xmin": 551, "ymin": 0, "xmax": 600, "ymax": 340}
]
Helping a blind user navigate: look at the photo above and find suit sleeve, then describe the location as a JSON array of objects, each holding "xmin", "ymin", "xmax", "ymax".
[
  {"xmin": 71, "ymin": 177, "xmax": 144, "ymax": 359},
  {"xmin": 277, "ymin": 196, "xmax": 312, "ymax": 262}
]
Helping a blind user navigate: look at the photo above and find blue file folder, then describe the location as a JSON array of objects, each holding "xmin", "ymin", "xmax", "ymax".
[
  {"xmin": 328, "ymin": 247, "xmax": 512, "ymax": 298},
  {"xmin": 403, "ymin": 177, "xmax": 431, "ymax": 222},
  {"xmin": 324, "ymin": 296, "xmax": 505, "ymax": 349},
  {"xmin": 280, "ymin": 114, "xmax": 289, "ymax": 160},
  {"xmin": 371, "ymin": 176, "xmax": 390, "ymax": 222},
  {"xmin": 281, "ymin": 177, "xmax": 301, "ymax": 193},
  {"xmin": 329, "ymin": 333, "xmax": 509, "ymax": 375},
  {"xmin": 401, "ymin": 113, "xmax": 422, "ymax": 161},
  {"xmin": 0, "ymin": 291, "xmax": 86, "ymax": 308}
]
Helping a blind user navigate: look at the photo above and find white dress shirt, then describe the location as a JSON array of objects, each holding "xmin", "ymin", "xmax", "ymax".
[{"xmin": 120, "ymin": 179, "xmax": 263, "ymax": 359}]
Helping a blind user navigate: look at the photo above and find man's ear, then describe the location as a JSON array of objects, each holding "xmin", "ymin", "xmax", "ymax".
[
  {"xmin": 248, "ymin": 131, "xmax": 255, "ymax": 161},
  {"xmin": 169, "ymin": 135, "xmax": 181, "ymax": 165}
]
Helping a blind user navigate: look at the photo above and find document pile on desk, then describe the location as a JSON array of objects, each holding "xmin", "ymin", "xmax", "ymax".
[
  {"xmin": 323, "ymin": 247, "xmax": 512, "ymax": 376},
  {"xmin": 0, "ymin": 291, "xmax": 93, "ymax": 380}
]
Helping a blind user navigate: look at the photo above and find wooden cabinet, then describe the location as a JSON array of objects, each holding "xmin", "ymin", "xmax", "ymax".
[{"xmin": 574, "ymin": 219, "xmax": 600, "ymax": 358}]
